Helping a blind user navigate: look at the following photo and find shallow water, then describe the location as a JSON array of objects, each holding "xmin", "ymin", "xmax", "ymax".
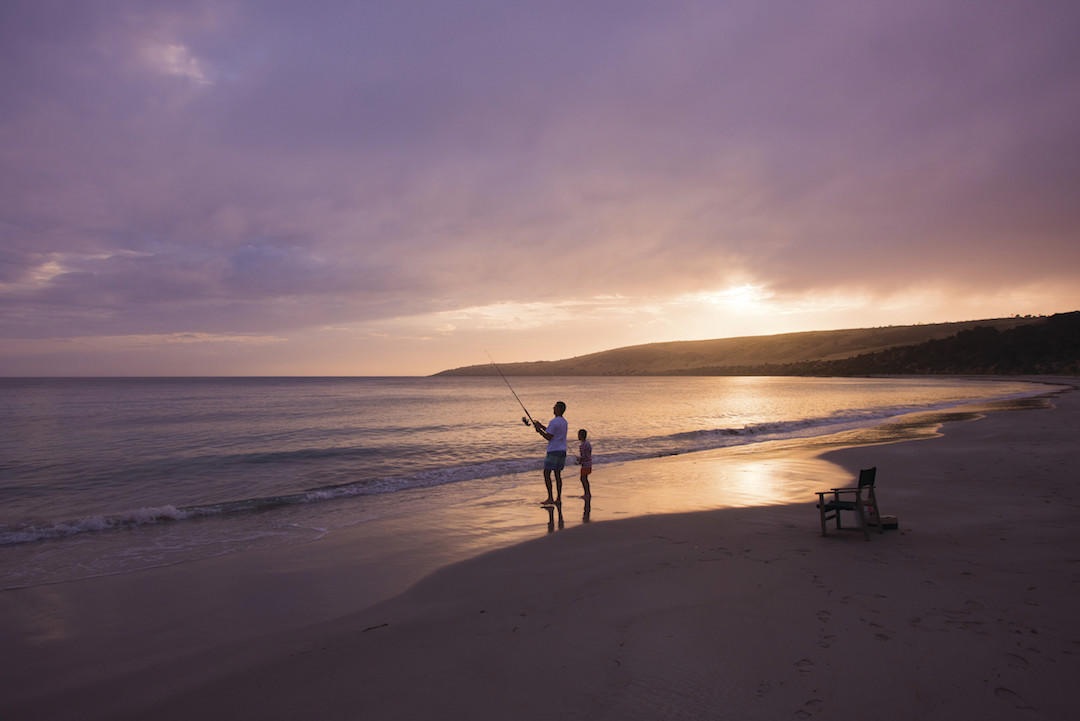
[{"xmin": 0, "ymin": 376, "xmax": 1049, "ymax": 588}]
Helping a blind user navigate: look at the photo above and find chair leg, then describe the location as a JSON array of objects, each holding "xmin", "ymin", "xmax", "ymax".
[{"xmin": 858, "ymin": 506, "xmax": 870, "ymax": 541}]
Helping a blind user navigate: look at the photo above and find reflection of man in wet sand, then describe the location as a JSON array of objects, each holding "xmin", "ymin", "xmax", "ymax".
[
  {"xmin": 533, "ymin": 401, "xmax": 567, "ymax": 505},
  {"xmin": 544, "ymin": 502, "xmax": 565, "ymax": 533}
]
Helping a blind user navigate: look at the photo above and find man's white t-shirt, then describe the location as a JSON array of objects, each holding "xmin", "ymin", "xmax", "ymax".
[{"xmin": 545, "ymin": 416, "xmax": 568, "ymax": 452}]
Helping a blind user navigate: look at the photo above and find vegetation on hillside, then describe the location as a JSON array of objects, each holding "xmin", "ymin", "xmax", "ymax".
[
  {"xmin": 750, "ymin": 311, "xmax": 1080, "ymax": 376},
  {"xmin": 435, "ymin": 314, "xmax": 1070, "ymax": 376}
]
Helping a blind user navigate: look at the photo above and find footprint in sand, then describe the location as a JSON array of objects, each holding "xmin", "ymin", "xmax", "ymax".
[
  {"xmin": 865, "ymin": 620, "xmax": 893, "ymax": 641},
  {"xmin": 794, "ymin": 699, "xmax": 825, "ymax": 718},
  {"xmin": 1005, "ymin": 653, "xmax": 1030, "ymax": 670},
  {"xmin": 994, "ymin": 686, "xmax": 1035, "ymax": 710},
  {"xmin": 794, "ymin": 658, "xmax": 814, "ymax": 674},
  {"xmin": 816, "ymin": 610, "xmax": 831, "ymax": 624}
]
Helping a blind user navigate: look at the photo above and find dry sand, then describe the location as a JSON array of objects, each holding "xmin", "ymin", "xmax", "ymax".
[{"xmin": 3, "ymin": 380, "xmax": 1078, "ymax": 720}]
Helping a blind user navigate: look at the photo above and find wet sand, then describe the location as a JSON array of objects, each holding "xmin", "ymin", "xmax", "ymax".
[{"xmin": 2, "ymin": 379, "xmax": 1077, "ymax": 720}]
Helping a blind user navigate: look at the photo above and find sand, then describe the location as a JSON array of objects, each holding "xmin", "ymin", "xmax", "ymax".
[{"xmin": 2, "ymin": 379, "xmax": 1078, "ymax": 720}]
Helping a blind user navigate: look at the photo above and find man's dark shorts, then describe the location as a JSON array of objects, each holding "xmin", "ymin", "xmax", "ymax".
[{"xmin": 544, "ymin": 451, "xmax": 566, "ymax": 471}]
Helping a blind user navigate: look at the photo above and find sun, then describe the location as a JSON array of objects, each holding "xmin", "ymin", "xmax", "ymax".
[{"xmin": 692, "ymin": 284, "xmax": 771, "ymax": 312}]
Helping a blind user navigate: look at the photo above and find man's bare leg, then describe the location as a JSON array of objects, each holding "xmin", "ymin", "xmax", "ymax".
[{"xmin": 542, "ymin": 468, "xmax": 555, "ymax": 504}]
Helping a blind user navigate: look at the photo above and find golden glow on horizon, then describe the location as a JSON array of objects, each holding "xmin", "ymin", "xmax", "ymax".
[
  {"xmin": 2, "ymin": 333, "xmax": 287, "ymax": 355},
  {"xmin": 337, "ymin": 281, "xmax": 1076, "ymax": 349},
  {"xmin": 5, "ymin": 280, "xmax": 1074, "ymax": 376},
  {"xmin": 682, "ymin": 284, "xmax": 771, "ymax": 312}
]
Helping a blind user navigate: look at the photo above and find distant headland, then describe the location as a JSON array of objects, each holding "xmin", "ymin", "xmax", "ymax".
[{"xmin": 435, "ymin": 312, "xmax": 1080, "ymax": 376}]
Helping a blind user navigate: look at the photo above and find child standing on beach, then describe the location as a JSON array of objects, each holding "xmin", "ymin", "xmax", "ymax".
[{"xmin": 576, "ymin": 428, "xmax": 592, "ymax": 499}]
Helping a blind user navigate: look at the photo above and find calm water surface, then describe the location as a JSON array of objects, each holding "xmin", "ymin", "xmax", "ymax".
[{"xmin": 0, "ymin": 376, "xmax": 1045, "ymax": 587}]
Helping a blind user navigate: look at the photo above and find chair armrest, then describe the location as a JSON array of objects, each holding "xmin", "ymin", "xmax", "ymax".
[{"xmin": 816, "ymin": 488, "xmax": 856, "ymax": 497}]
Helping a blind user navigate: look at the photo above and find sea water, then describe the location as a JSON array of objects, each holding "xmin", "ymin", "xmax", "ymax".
[{"xmin": 0, "ymin": 375, "xmax": 1045, "ymax": 588}]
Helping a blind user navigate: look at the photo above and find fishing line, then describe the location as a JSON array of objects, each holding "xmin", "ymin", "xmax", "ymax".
[{"xmin": 486, "ymin": 352, "xmax": 535, "ymax": 427}]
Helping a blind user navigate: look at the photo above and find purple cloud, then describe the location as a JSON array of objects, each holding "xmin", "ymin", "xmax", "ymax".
[{"xmin": 1, "ymin": 0, "xmax": 1078, "ymax": 370}]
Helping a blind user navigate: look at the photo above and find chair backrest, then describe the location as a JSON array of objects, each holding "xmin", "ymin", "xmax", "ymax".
[
  {"xmin": 857, "ymin": 467, "xmax": 877, "ymax": 488},
  {"xmin": 857, "ymin": 467, "xmax": 879, "ymax": 518}
]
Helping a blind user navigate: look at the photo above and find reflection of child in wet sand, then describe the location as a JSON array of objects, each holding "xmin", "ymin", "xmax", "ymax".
[{"xmin": 576, "ymin": 429, "xmax": 592, "ymax": 499}]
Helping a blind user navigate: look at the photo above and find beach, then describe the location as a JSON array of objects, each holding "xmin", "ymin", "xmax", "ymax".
[{"xmin": 2, "ymin": 379, "xmax": 1078, "ymax": 720}]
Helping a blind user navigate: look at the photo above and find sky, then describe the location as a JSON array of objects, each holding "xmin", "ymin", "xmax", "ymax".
[{"xmin": 2, "ymin": 1, "xmax": 1078, "ymax": 376}]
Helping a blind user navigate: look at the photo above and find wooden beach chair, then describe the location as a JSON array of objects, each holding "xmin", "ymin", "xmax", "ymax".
[{"xmin": 816, "ymin": 467, "xmax": 882, "ymax": 540}]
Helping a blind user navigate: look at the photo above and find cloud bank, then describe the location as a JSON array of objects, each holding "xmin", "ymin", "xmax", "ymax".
[{"xmin": 1, "ymin": 1, "xmax": 1078, "ymax": 373}]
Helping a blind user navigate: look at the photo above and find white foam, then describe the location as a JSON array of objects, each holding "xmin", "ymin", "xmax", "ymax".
[{"xmin": 0, "ymin": 505, "xmax": 190, "ymax": 546}]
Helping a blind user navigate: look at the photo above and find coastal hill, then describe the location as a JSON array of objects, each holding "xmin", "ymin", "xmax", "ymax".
[
  {"xmin": 435, "ymin": 314, "xmax": 1077, "ymax": 376},
  {"xmin": 781, "ymin": 311, "xmax": 1079, "ymax": 376}
]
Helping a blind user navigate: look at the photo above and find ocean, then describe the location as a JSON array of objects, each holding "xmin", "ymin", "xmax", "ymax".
[{"xmin": 0, "ymin": 375, "xmax": 1046, "ymax": 590}]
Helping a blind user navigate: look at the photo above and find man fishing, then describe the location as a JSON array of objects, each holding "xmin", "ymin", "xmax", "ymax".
[{"xmin": 533, "ymin": 401, "xmax": 568, "ymax": 506}]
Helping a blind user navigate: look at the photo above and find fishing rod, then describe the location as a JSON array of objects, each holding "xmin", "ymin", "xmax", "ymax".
[{"xmin": 486, "ymin": 352, "xmax": 535, "ymax": 427}]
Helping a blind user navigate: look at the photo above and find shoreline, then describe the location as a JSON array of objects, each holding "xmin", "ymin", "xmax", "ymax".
[
  {"xmin": 0, "ymin": 377, "xmax": 1055, "ymax": 561},
  {"xmin": 1, "ymin": 377, "xmax": 1055, "ymax": 595},
  {"xmin": 2, "ymin": 377, "xmax": 1077, "ymax": 719}
]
